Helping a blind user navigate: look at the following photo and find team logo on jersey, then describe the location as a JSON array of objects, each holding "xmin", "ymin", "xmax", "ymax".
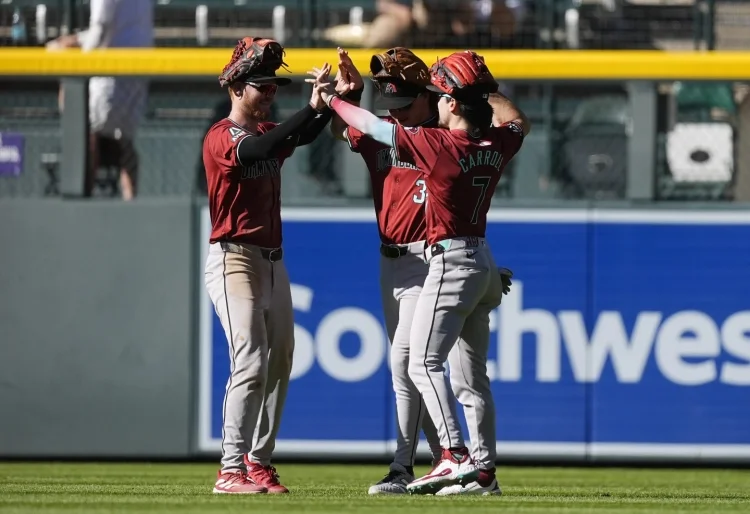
[
  {"xmin": 505, "ymin": 121, "xmax": 524, "ymax": 135},
  {"xmin": 404, "ymin": 126, "xmax": 420, "ymax": 134},
  {"xmin": 228, "ymin": 126, "xmax": 246, "ymax": 142},
  {"xmin": 241, "ymin": 158, "xmax": 281, "ymax": 179}
]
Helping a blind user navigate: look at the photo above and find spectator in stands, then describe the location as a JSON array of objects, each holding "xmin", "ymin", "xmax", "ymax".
[
  {"xmin": 46, "ymin": 0, "xmax": 154, "ymax": 200},
  {"xmin": 327, "ymin": 0, "xmax": 522, "ymax": 49}
]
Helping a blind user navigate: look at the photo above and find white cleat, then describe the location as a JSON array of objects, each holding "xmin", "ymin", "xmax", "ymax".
[
  {"xmin": 435, "ymin": 477, "xmax": 502, "ymax": 496},
  {"xmin": 368, "ymin": 463, "xmax": 414, "ymax": 495},
  {"xmin": 406, "ymin": 448, "xmax": 479, "ymax": 495}
]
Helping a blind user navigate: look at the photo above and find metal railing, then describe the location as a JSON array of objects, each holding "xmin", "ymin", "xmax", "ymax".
[{"xmin": 0, "ymin": 0, "xmax": 738, "ymax": 50}]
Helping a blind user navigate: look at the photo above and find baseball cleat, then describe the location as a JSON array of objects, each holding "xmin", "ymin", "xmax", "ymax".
[
  {"xmin": 406, "ymin": 447, "xmax": 479, "ymax": 495},
  {"xmin": 213, "ymin": 470, "xmax": 268, "ymax": 494},
  {"xmin": 368, "ymin": 462, "xmax": 415, "ymax": 495},
  {"xmin": 245, "ymin": 458, "xmax": 290, "ymax": 494},
  {"xmin": 434, "ymin": 468, "xmax": 503, "ymax": 496}
]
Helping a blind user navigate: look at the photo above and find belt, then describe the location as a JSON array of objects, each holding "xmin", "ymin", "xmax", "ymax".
[
  {"xmin": 427, "ymin": 237, "xmax": 484, "ymax": 258},
  {"xmin": 219, "ymin": 242, "xmax": 283, "ymax": 262},
  {"xmin": 380, "ymin": 243, "xmax": 409, "ymax": 259}
]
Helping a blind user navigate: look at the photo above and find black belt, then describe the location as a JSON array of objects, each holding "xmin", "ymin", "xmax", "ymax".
[
  {"xmin": 380, "ymin": 244, "xmax": 409, "ymax": 259},
  {"xmin": 220, "ymin": 242, "xmax": 283, "ymax": 262}
]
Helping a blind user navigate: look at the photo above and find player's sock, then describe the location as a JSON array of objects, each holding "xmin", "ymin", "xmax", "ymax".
[
  {"xmin": 476, "ymin": 467, "xmax": 496, "ymax": 487},
  {"xmin": 448, "ymin": 446, "xmax": 470, "ymax": 462},
  {"xmin": 404, "ymin": 466, "xmax": 414, "ymax": 476}
]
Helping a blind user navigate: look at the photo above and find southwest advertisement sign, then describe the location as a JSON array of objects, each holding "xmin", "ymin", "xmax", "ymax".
[{"xmin": 197, "ymin": 207, "xmax": 750, "ymax": 463}]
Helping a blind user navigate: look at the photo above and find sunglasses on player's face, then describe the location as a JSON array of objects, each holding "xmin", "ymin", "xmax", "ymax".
[{"xmin": 246, "ymin": 82, "xmax": 278, "ymax": 96}]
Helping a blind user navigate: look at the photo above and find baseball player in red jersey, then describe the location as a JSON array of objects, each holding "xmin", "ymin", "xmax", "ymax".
[
  {"xmin": 203, "ymin": 37, "xmax": 332, "ymax": 495},
  {"xmin": 318, "ymin": 50, "xmax": 530, "ymax": 495},
  {"xmin": 327, "ymin": 47, "xmax": 443, "ymax": 494}
]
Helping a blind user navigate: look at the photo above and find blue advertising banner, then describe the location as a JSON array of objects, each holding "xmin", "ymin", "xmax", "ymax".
[
  {"xmin": 0, "ymin": 133, "xmax": 23, "ymax": 176},
  {"xmin": 198, "ymin": 207, "xmax": 750, "ymax": 462}
]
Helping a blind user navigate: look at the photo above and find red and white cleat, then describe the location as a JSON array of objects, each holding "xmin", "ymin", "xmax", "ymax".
[
  {"xmin": 245, "ymin": 457, "xmax": 290, "ymax": 494},
  {"xmin": 406, "ymin": 447, "xmax": 479, "ymax": 495},
  {"xmin": 213, "ymin": 470, "xmax": 268, "ymax": 494},
  {"xmin": 435, "ymin": 467, "xmax": 503, "ymax": 496}
]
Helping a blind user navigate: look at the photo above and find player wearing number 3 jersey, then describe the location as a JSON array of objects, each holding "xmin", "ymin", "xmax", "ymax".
[
  {"xmin": 320, "ymin": 50, "xmax": 530, "ymax": 495},
  {"xmin": 329, "ymin": 47, "xmax": 443, "ymax": 494}
]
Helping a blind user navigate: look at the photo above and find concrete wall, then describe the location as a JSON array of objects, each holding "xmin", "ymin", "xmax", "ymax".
[{"xmin": 0, "ymin": 199, "xmax": 195, "ymax": 457}]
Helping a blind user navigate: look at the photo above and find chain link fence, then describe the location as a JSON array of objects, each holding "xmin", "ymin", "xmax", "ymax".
[
  {"xmin": 2, "ymin": 77, "xmax": 748, "ymax": 202},
  {"xmin": 0, "ymin": 78, "xmax": 344, "ymax": 200}
]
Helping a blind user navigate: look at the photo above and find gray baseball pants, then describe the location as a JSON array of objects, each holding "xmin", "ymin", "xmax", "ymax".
[
  {"xmin": 380, "ymin": 241, "xmax": 442, "ymax": 466},
  {"xmin": 407, "ymin": 237, "xmax": 503, "ymax": 470},
  {"xmin": 204, "ymin": 242, "xmax": 295, "ymax": 472}
]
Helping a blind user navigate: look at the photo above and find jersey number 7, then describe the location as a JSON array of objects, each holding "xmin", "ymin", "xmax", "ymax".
[{"xmin": 471, "ymin": 176, "xmax": 491, "ymax": 224}]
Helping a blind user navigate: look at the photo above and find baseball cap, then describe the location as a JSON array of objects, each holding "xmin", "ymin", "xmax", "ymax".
[
  {"xmin": 243, "ymin": 68, "xmax": 292, "ymax": 86},
  {"xmin": 373, "ymin": 80, "xmax": 424, "ymax": 110}
]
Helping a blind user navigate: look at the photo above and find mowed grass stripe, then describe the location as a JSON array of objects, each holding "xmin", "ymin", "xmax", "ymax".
[{"xmin": 0, "ymin": 463, "xmax": 749, "ymax": 513}]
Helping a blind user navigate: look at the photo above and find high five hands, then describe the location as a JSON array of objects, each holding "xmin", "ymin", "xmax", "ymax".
[
  {"xmin": 305, "ymin": 63, "xmax": 332, "ymax": 112},
  {"xmin": 306, "ymin": 63, "xmax": 337, "ymax": 109},
  {"xmin": 307, "ymin": 47, "xmax": 364, "ymax": 110},
  {"xmin": 333, "ymin": 47, "xmax": 364, "ymax": 96}
]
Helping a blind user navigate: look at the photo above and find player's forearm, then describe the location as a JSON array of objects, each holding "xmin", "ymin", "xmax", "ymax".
[
  {"xmin": 330, "ymin": 87, "xmax": 363, "ymax": 141},
  {"xmin": 296, "ymin": 109, "xmax": 333, "ymax": 146},
  {"xmin": 489, "ymin": 91, "xmax": 531, "ymax": 135},
  {"xmin": 237, "ymin": 105, "xmax": 318, "ymax": 163},
  {"xmin": 328, "ymin": 96, "xmax": 394, "ymax": 147}
]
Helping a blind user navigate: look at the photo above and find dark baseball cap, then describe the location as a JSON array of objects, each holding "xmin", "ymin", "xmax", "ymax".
[
  {"xmin": 373, "ymin": 80, "xmax": 425, "ymax": 110},
  {"xmin": 244, "ymin": 68, "xmax": 292, "ymax": 86}
]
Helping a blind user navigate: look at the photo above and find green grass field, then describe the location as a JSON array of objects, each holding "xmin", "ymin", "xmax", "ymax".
[{"xmin": 1, "ymin": 462, "xmax": 749, "ymax": 513}]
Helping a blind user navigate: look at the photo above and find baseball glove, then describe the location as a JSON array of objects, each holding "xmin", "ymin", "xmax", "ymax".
[
  {"xmin": 370, "ymin": 47, "xmax": 431, "ymax": 88},
  {"xmin": 219, "ymin": 37, "xmax": 290, "ymax": 87},
  {"xmin": 427, "ymin": 50, "xmax": 499, "ymax": 99}
]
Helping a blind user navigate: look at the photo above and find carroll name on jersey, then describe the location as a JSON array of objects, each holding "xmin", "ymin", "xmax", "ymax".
[
  {"xmin": 241, "ymin": 159, "xmax": 282, "ymax": 180},
  {"xmin": 459, "ymin": 150, "xmax": 504, "ymax": 173},
  {"xmin": 376, "ymin": 148, "xmax": 419, "ymax": 173}
]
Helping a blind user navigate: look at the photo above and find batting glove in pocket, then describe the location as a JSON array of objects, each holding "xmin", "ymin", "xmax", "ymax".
[{"xmin": 498, "ymin": 267, "xmax": 513, "ymax": 295}]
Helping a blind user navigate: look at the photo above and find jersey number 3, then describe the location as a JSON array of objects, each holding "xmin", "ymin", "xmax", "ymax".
[{"xmin": 413, "ymin": 179, "xmax": 427, "ymax": 204}]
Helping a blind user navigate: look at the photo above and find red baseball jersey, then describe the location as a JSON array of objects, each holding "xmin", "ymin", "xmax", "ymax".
[
  {"xmin": 203, "ymin": 118, "xmax": 295, "ymax": 248},
  {"xmin": 392, "ymin": 122, "xmax": 524, "ymax": 244},
  {"xmin": 345, "ymin": 116, "xmax": 438, "ymax": 245}
]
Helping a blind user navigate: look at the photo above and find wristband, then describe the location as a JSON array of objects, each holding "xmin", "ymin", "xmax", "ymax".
[
  {"xmin": 326, "ymin": 95, "xmax": 341, "ymax": 109},
  {"xmin": 346, "ymin": 87, "xmax": 364, "ymax": 102}
]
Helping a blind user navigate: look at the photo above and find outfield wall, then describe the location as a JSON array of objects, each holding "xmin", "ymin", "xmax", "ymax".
[
  {"xmin": 0, "ymin": 199, "xmax": 195, "ymax": 458},
  {"xmin": 1, "ymin": 200, "xmax": 749, "ymax": 463},
  {"xmin": 197, "ymin": 206, "xmax": 750, "ymax": 464}
]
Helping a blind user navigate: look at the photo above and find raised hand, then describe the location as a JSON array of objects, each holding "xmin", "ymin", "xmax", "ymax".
[
  {"xmin": 305, "ymin": 63, "xmax": 332, "ymax": 112},
  {"xmin": 334, "ymin": 47, "xmax": 364, "ymax": 96}
]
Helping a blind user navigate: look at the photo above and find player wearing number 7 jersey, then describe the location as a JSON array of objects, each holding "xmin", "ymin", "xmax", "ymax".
[
  {"xmin": 319, "ymin": 50, "xmax": 530, "ymax": 496},
  {"xmin": 328, "ymin": 47, "xmax": 443, "ymax": 494}
]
